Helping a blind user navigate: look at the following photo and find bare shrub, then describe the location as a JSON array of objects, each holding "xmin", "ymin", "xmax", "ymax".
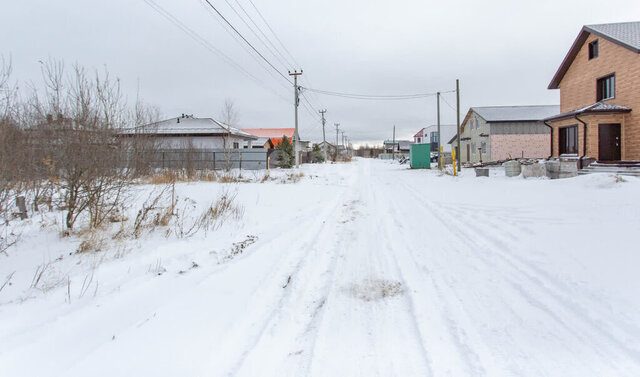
[
  {"xmin": 173, "ymin": 190, "xmax": 243, "ymax": 238},
  {"xmin": 131, "ymin": 185, "xmax": 172, "ymax": 238}
]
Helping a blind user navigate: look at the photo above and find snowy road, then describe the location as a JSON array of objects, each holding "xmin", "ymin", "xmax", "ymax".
[{"xmin": 2, "ymin": 159, "xmax": 640, "ymax": 376}]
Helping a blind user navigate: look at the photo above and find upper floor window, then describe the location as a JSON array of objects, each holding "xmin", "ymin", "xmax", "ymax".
[
  {"xmin": 597, "ymin": 74, "xmax": 615, "ymax": 101},
  {"xmin": 588, "ymin": 40, "xmax": 599, "ymax": 60},
  {"xmin": 430, "ymin": 131, "xmax": 438, "ymax": 144}
]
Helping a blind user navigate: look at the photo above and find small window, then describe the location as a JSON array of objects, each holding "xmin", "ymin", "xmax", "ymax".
[
  {"xmin": 597, "ymin": 74, "xmax": 615, "ymax": 101},
  {"xmin": 559, "ymin": 125, "xmax": 578, "ymax": 155},
  {"xmin": 233, "ymin": 142, "xmax": 239, "ymax": 149},
  {"xmin": 481, "ymin": 141, "xmax": 487, "ymax": 154},
  {"xmin": 588, "ymin": 40, "xmax": 599, "ymax": 59}
]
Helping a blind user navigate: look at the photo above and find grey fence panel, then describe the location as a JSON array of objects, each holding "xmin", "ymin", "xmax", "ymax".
[{"xmin": 150, "ymin": 149, "xmax": 268, "ymax": 170}]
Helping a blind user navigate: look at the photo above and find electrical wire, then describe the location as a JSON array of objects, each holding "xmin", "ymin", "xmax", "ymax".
[
  {"xmin": 303, "ymin": 87, "xmax": 456, "ymax": 100},
  {"xmin": 231, "ymin": 0, "xmax": 296, "ymax": 70},
  {"xmin": 202, "ymin": 0, "xmax": 292, "ymax": 84},
  {"xmin": 246, "ymin": 0, "xmax": 301, "ymax": 69},
  {"xmin": 440, "ymin": 92, "xmax": 457, "ymax": 112},
  {"xmin": 142, "ymin": 0, "xmax": 290, "ymax": 103}
]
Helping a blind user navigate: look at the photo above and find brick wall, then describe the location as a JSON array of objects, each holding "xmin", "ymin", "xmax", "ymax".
[
  {"xmin": 490, "ymin": 134, "xmax": 550, "ymax": 160},
  {"xmin": 550, "ymin": 113, "xmax": 625, "ymax": 158},
  {"xmin": 554, "ymin": 33, "xmax": 640, "ymax": 159}
]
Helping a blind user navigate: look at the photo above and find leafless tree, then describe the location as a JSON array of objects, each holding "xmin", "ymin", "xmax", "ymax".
[{"xmin": 220, "ymin": 99, "xmax": 239, "ymax": 172}]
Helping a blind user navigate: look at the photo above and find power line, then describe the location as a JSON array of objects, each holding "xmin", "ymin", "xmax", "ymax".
[
  {"xmin": 142, "ymin": 0, "xmax": 290, "ymax": 103},
  {"xmin": 440, "ymin": 92, "xmax": 457, "ymax": 112},
  {"xmin": 231, "ymin": 0, "xmax": 296, "ymax": 70},
  {"xmin": 246, "ymin": 0, "xmax": 301, "ymax": 68},
  {"xmin": 303, "ymin": 87, "xmax": 456, "ymax": 100},
  {"xmin": 221, "ymin": 0, "xmax": 291, "ymax": 71},
  {"xmin": 202, "ymin": 0, "xmax": 292, "ymax": 84}
]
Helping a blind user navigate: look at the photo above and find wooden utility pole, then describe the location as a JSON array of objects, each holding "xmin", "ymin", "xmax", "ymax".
[
  {"xmin": 392, "ymin": 125, "xmax": 396, "ymax": 160},
  {"xmin": 456, "ymin": 79, "xmax": 461, "ymax": 172},
  {"xmin": 288, "ymin": 70, "xmax": 303, "ymax": 167},
  {"xmin": 319, "ymin": 109, "xmax": 327, "ymax": 161},
  {"xmin": 437, "ymin": 92, "xmax": 441, "ymax": 169}
]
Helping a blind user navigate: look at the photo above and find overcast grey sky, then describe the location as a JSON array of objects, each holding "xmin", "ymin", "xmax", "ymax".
[{"xmin": 2, "ymin": 0, "xmax": 639, "ymax": 144}]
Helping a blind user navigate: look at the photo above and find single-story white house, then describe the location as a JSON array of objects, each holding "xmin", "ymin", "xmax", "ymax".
[{"xmin": 119, "ymin": 114, "xmax": 257, "ymax": 149}]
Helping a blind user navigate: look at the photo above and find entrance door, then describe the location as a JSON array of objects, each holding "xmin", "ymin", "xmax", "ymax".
[
  {"xmin": 598, "ymin": 124, "xmax": 621, "ymax": 161},
  {"xmin": 466, "ymin": 144, "xmax": 470, "ymax": 162}
]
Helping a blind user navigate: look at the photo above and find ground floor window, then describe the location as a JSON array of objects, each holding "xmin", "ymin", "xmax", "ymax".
[
  {"xmin": 559, "ymin": 125, "xmax": 578, "ymax": 155},
  {"xmin": 481, "ymin": 141, "xmax": 487, "ymax": 154},
  {"xmin": 233, "ymin": 142, "xmax": 239, "ymax": 149}
]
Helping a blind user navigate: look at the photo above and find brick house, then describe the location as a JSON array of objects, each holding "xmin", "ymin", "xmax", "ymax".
[
  {"xmin": 545, "ymin": 21, "xmax": 639, "ymax": 162},
  {"xmin": 448, "ymin": 105, "xmax": 559, "ymax": 163}
]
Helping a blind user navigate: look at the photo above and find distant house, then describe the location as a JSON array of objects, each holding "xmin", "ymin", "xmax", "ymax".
[
  {"xmin": 316, "ymin": 141, "xmax": 337, "ymax": 155},
  {"xmin": 448, "ymin": 105, "xmax": 559, "ymax": 163},
  {"xmin": 120, "ymin": 114, "xmax": 256, "ymax": 149},
  {"xmin": 383, "ymin": 140, "xmax": 413, "ymax": 157},
  {"xmin": 545, "ymin": 21, "xmax": 640, "ymax": 162},
  {"xmin": 242, "ymin": 128, "xmax": 298, "ymax": 148},
  {"xmin": 414, "ymin": 125, "xmax": 456, "ymax": 152},
  {"xmin": 243, "ymin": 138, "xmax": 274, "ymax": 149}
]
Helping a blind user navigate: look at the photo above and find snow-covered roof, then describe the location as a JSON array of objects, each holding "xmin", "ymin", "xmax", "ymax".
[
  {"xmin": 544, "ymin": 102, "xmax": 631, "ymax": 121},
  {"xmin": 473, "ymin": 105, "xmax": 560, "ymax": 122},
  {"xmin": 119, "ymin": 116, "xmax": 256, "ymax": 139}
]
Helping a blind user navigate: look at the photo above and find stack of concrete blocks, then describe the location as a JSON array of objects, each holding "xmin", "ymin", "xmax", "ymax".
[
  {"xmin": 522, "ymin": 163, "xmax": 547, "ymax": 178},
  {"xmin": 503, "ymin": 160, "xmax": 522, "ymax": 177},
  {"xmin": 545, "ymin": 160, "xmax": 578, "ymax": 179},
  {"xmin": 475, "ymin": 168, "xmax": 489, "ymax": 177}
]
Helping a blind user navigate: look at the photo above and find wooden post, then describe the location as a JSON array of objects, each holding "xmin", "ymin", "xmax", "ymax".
[{"xmin": 15, "ymin": 196, "xmax": 27, "ymax": 220}]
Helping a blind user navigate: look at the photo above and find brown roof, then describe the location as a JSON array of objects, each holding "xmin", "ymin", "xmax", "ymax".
[{"xmin": 544, "ymin": 102, "xmax": 631, "ymax": 121}]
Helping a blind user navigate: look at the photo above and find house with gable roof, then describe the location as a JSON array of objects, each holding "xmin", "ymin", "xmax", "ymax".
[
  {"xmin": 545, "ymin": 21, "xmax": 640, "ymax": 162},
  {"xmin": 448, "ymin": 105, "xmax": 559, "ymax": 163}
]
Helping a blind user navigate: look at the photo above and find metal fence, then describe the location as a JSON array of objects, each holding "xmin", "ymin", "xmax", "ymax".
[{"xmin": 150, "ymin": 149, "xmax": 269, "ymax": 170}]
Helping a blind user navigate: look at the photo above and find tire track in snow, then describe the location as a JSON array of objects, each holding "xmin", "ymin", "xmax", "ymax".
[
  {"xmin": 201, "ymin": 179, "xmax": 350, "ymax": 376},
  {"xmin": 305, "ymin": 160, "xmax": 433, "ymax": 377},
  {"xmin": 371, "ymin": 172, "xmax": 488, "ymax": 376},
  {"xmin": 211, "ymin": 167, "xmax": 361, "ymax": 376},
  {"xmin": 397, "ymin": 179, "xmax": 640, "ymax": 375}
]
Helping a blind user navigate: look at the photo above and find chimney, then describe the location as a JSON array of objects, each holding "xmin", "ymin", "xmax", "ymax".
[{"xmin": 177, "ymin": 117, "xmax": 180, "ymax": 123}]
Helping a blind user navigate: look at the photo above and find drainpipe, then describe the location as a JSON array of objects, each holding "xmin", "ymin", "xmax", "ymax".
[
  {"xmin": 543, "ymin": 120, "xmax": 553, "ymax": 159},
  {"xmin": 574, "ymin": 114, "xmax": 587, "ymax": 169}
]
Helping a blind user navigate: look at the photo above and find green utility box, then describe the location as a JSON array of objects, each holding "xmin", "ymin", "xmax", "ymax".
[{"xmin": 410, "ymin": 143, "xmax": 431, "ymax": 169}]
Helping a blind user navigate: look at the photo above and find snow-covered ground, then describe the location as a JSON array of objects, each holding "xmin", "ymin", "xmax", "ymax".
[{"xmin": 1, "ymin": 158, "xmax": 640, "ymax": 376}]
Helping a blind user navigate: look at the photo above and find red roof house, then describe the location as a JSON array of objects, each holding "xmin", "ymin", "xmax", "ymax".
[{"xmin": 242, "ymin": 128, "xmax": 296, "ymax": 147}]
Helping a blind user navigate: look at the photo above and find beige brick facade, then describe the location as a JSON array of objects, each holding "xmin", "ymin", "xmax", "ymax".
[
  {"xmin": 549, "ymin": 33, "xmax": 640, "ymax": 160},
  {"xmin": 490, "ymin": 134, "xmax": 550, "ymax": 160}
]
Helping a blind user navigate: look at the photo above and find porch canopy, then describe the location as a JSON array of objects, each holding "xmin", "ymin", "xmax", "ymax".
[{"xmin": 544, "ymin": 102, "xmax": 631, "ymax": 121}]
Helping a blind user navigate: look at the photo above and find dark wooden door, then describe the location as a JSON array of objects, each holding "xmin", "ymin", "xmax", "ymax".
[
  {"xmin": 598, "ymin": 124, "xmax": 621, "ymax": 161},
  {"xmin": 466, "ymin": 144, "xmax": 470, "ymax": 162}
]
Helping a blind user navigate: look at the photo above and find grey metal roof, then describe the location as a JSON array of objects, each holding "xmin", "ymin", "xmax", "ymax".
[
  {"xmin": 549, "ymin": 21, "xmax": 640, "ymax": 89},
  {"xmin": 119, "ymin": 116, "xmax": 256, "ymax": 139},
  {"xmin": 585, "ymin": 22, "xmax": 640, "ymax": 52},
  {"xmin": 544, "ymin": 101, "xmax": 631, "ymax": 121},
  {"xmin": 472, "ymin": 105, "xmax": 560, "ymax": 122}
]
